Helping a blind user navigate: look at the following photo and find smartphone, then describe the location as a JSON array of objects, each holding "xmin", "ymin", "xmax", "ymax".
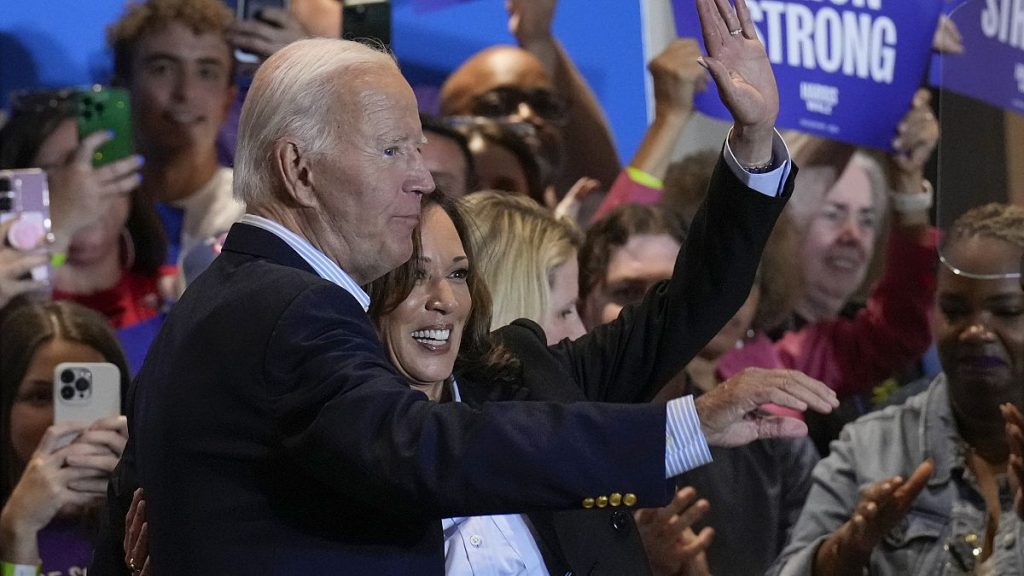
[
  {"xmin": 343, "ymin": 0, "xmax": 391, "ymax": 48},
  {"xmin": 0, "ymin": 168, "xmax": 52, "ymax": 281},
  {"xmin": 235, "ymin": 0, "xmax": 292, "ymax": 64},
  {"xmin": 53, "ymin": 362, "xmax": 122, "ymax": 425},
  {"xmin": 75, "ymin": 86, "xmax": 134, "ymax": 168}
]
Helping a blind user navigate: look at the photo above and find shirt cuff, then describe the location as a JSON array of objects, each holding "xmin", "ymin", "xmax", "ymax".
[
  {"xmin": 665, "ymin": 395, "xmax": 713, "ymax": 477},
  {"xmin": 722, "ymin": 127, "xmax": 792, "ymax": 198}
]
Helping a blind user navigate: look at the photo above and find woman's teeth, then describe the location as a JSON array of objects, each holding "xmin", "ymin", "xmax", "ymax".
[{"xmin": 412, "ymin": 329, "xmax": 451, "ymax": 345}]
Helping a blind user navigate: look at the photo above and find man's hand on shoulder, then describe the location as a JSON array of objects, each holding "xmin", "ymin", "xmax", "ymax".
[{"xmin": 695, "ymin": 368, "xmax": 838, "ymax": 447}]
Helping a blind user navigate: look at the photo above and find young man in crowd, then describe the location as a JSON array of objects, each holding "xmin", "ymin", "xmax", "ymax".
[{"xmin": 108, "ymin": 0, "xmax": 245, "ymax": 295}]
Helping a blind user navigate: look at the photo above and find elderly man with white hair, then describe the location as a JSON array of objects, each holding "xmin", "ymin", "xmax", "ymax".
[{"xmin": 85, "ymin": 1, "xmax": 840, "ymax": 573}]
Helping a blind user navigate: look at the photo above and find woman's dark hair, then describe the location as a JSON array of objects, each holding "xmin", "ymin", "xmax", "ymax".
[
  {"xmin": 451, "ymin": 117, "xmax": 547, "ymax": 204},
  {"xmin": 0, "ymin": 89, "xmax": 167, "ymax": 276},
  {"xmin": 365, "ymin": 192, "xmax": 517, "ymax": 381},
  {"xmin": 0, "ymin": 298, "xmax": 130, "ymax": 503}
]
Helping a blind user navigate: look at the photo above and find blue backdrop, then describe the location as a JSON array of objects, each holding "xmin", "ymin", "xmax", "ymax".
[{"xmin": 0, "ymin": 0, "xmax": 650, "ymax": 162}]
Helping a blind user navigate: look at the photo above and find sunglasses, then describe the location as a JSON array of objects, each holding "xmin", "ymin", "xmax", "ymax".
[{"xmin": 469, "ymin": 87, "xmax": 568, "ymax": 126}]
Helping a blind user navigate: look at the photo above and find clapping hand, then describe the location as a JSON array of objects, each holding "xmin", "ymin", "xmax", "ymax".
[
  {"xmin": 635, "ymin": 486, "xmax": 714, "ymax": 576},
  {"xmin": 815, "ymin": 460, "xmax": 935, "ymax": 575},
  {"xmin": 1001, "ymin": 403, "xmax": 1024, "ymax": 521}
]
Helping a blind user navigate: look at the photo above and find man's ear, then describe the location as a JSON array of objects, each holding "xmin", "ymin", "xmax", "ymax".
[{"xmin": 272, "ymin": 139, "xmax": 318, "ymax": 208}]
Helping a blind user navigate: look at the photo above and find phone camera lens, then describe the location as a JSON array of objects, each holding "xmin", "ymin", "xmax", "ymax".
[
  {"xmin": 0, "ymin": 177, "xmax": 11, "ymax": 192},
  {"xmin": 60, "ymin": 386, "xmax": 75, "ymax": 400},
  {"xmin": 75, "ymin": 377, "xmax": 90, "ymax": 392},
  {"xmin": 61, "ymin": 369, "xmax": 75, "ymax": 383}
]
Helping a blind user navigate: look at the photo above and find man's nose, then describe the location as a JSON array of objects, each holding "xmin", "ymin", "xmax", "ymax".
[
  {"xmin": 173, "ymin": 71, "xmax": 196, "ymax": 101},
  {"xmin": 512, "ymin": 101, "xmax": 542, "ymax": 125},
  {"xmin": 406, "ymin": 151, "xmax": 436, "ymax": 196}
]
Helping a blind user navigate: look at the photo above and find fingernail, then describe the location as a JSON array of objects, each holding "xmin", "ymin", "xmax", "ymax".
[
  {"xmin": 106, "ymin": 129, "xmax": 116, "ymax": 137},
  {"xmin": 696, "ymin": 56, "xmax": 709, "ymax": 70},
  {"xmin": 135, "ymin": 155, "xmax": 146, "ymax": 165}
]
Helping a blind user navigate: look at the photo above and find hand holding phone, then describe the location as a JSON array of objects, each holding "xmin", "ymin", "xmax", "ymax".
[
  {"xmin": 45, "ymin": 129, "xmax": 143, "ymax": 248},
  {"xmin": 75, "ymin": 86, "xmax": 135, "ymax": 168},
  {"xmin": 0, "ymin": 169, "xmax": 53, "ymax": 288},
  {"xmin": 232, "ymin": 0, "xmax": 297, "ymax": 64}
]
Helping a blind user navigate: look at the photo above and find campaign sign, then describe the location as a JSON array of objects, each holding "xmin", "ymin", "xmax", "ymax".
[
  {"xmin": 672, "ymin": 0, "xmax": 944, "ymax": 149},
  {"xmin": 937, "ymin": 0, "xmax": 1024, "ymax": 116}
]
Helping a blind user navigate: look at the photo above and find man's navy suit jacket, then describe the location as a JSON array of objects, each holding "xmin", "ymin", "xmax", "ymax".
[{"xmin": 94, "ymin": 157, "xmax": 793, "ymax": 575}]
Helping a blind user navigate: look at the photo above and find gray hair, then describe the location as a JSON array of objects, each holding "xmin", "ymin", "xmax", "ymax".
[{"xmin": 233, "ymin": 38, "xmax": 397, "ymax": 206}]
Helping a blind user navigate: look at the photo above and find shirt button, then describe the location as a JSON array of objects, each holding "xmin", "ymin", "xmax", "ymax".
[
  {"xmin": 470, "ymin": 535, "xmax": 482, "ymax": 547},
  {"xmin": 1003, "ymin": 534, "xmax": 1015, "ymax": 549}
]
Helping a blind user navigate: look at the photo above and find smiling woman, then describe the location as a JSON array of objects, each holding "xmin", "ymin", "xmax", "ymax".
[
  {"xmin": 770, "ymin": 202, "xmax": 1024, "ymax": 576},
  {"xmin": 368, "ymin": 193, "xmax": 508, "ymax": 401}
]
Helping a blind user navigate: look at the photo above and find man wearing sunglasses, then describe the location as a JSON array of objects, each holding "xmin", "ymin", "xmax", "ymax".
[{"xmin": 440, "ymin": 0, "xmax": 621, "ymax": 198}]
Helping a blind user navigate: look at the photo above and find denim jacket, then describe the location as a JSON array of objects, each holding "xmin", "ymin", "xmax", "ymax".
[{"xmin": 769, "ymin": 375, "xmax": 1024, "ymax": 575}]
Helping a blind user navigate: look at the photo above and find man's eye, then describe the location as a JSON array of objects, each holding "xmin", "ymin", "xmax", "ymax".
[
  {"xmin": 198, "ymin": 67, "xmax": 222, "ymax": 82},
  {"xmin": 147, "ymin": 63, "xmax": 170, "ymax": 76},
  {"xmin": 384, "ymin": 147, "xmax": 399, "ymax": 158}
]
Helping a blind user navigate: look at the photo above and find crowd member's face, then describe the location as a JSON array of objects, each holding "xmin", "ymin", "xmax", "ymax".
[
  {"xmin": 421, "ymin": 132, "xmax": 469, "ymax": 198},
  {"xmin": 700, "ymin": 286, "xmax": 761, "ymax": 361},
  {"xmin": 33, "ymin": 120, "xmax": 130, "ymax": 263},
  {"xmin": 540, "ymin": 256, "xmax": 586, "ymax": 344},
  {"xmin": 378, "ymin": 204, "xmax": 471, "ymax": 389},
  {"xmin": 443, "ymin": 48, "xmax": 563, "ymax": 179},
  {"xmin": 129, "ymin": 21, "xmax": 235, "ymax": 156},
  {"xmin": 311, "ymin": 65, "xmax": 434, "ymax": 284},
  {"xmin": 469, "ymin": 135, "xmax": 530, "ymax": 197},
  {"xmin": 9, "ymin": 338, "xmax": 105, "ymax": 464},
  {"xmin": 799, "ymin": 162, "xmax": 878, "ymax": 316},
  {"xmin": 937, "ymin": 235, "xmax": 1024, "ymax": 423},
  {"xmin": 581, "ymin": 233, "xmax": 681, "ymax": 329}
]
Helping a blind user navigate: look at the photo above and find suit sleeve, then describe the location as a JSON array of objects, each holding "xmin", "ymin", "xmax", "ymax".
[
  {"xmin": 547, "ymin": 156, "xmax": 796, "ymax": 403},
  {"xmin": 263, "ymin": 284, "xmax": 675, "ymax": 520}
]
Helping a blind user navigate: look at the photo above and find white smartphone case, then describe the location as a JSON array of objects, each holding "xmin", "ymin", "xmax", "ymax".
[{"xmin": 53, "ymin": 362, "xmax": 121, "ymax": 425}]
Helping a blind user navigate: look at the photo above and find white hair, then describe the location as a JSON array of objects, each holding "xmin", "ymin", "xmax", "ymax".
[{"xmin": 233, "ymin": 38, "xmax": 397, "ymax": 206}]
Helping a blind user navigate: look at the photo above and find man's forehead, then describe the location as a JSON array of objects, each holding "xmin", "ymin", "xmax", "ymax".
[
  {"xmin": 134, "ymin": 21, "xmax": 231, "ymax": 63},
  {"xmin": 605, "ymin": 234, "xmax": 680, "ymax": 283},
  {"xmin": 452, "ymin": 49, "xmax": 552, "ymax": 96}
]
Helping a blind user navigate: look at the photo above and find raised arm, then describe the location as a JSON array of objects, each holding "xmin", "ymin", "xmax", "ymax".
[{"xmin": 507, "ymin": 0, "xmax": 621, "ymax": 191}]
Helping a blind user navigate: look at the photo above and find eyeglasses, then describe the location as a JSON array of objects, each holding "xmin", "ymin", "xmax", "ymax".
[{"xmin": 469, "ymin": 87, "xmax": 568, "ymax": 126}]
